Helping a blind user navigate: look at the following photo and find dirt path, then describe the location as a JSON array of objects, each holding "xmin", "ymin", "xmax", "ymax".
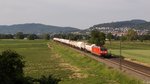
[{"xmin": 47, "ymin": 43, "xmax": 88, "ymax": 79}]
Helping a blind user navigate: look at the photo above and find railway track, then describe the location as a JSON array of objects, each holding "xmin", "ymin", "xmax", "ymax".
[
  {"xmin": 109, "ymin": 57, "xmax": 150, "ymax": 75},
  {"xmin": 54, "ymin": 41, "xmax": 150, "ymax": 81},
  {"xmin": 104, "ymin": 57, "xmax": 150, "ymax": 78}
]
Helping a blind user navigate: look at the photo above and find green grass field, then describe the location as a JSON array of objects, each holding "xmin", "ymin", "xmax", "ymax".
[
  {"xmin": 0, "ymin": 40, "xmax": 141, "ymax": 84},
  {"xmin": 105, "ymin": 41, "xmax": 150, "ymax": 65}
]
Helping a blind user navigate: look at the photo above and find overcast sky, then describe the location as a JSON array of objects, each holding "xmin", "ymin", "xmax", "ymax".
[{"xmin": 0, "ymin": 0, "xmax": 150, "ymax": 29}]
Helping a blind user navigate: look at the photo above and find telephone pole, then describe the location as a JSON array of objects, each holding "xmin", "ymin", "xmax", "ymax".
[{"xmin": 119, "ymin": 34, "xmax": 122, "ymax": 70}]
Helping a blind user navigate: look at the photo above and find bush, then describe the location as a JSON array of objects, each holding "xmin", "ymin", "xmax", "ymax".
[
  {"xmin": 35, "ymin": 75, "xmax": 61, "ymax": 84},
  {"xmin": 0, "ymin": 50, "xmax": 25, "ymax": 84}
]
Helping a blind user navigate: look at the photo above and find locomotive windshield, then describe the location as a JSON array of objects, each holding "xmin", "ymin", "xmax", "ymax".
[{"xmin": 101, "ymin": 47, "xmax": 107, "ymax": 51}]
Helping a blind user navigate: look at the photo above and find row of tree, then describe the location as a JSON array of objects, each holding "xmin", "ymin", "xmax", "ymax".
[
  {"xmin": 87, "ymin": 29, "xmax": 150, "ymax": 46},
  {"xmin": 0, "ymin": 29, "xmax": 149, "ymax": 43},
  {"xmin": 52, "ymin": 29, "xmax": 149, "ymax": 46},
  {"xmin": 0, "ymin": 32, "xmax": 50, "ymax": 40}
]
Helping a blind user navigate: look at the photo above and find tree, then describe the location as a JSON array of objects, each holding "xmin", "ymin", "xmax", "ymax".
[
  {"xmin": 120, "ymin": 35, "xmax": 127, "ymax": 42},
  {"xmin": 107, "ymin": 33, "xmax": 113, "ymax": 41},
  {"xmin": 89, "ymin": 30, "xmax": 106, "ymax": 46},
  {"xmin": 0, "ymin": 50, "xmax": 61, "ymax": 84},
  {"xmin": 43, "ymin": 34, "xmax": 50, "ymax": 40},
  {"xmin": 6, "ymin": 34, "xmax": 14, "ymax": 39},
  {"xmin": 0, "ymin": 34, "xmax": 14, "ymax": 39},
  {"xmin": 0, "ymin": 50, "xmax": 25, "ymax": 84},
  {"xmin": 27, "ymin": 34, "xmax": 38, "ymax": 40},
  {"xmin": 126, "ymin": 29, "xmax": 137, "ymax": 41},
  {"xmin": 107, "ymin": 33, "xmax": 113, "ymax": 54},
  {"xmin": 15, "ymin": 32, "xmax": 24, "ymax": 39}
]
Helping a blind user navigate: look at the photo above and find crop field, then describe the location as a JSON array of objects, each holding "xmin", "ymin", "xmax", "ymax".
[
  {"xmin": 0, "ymin": 39, "xmax": 141, "ymax": 84},
  {"xmin": 105, "ymin": 41, "xmax": 150, "ymax": 65}
]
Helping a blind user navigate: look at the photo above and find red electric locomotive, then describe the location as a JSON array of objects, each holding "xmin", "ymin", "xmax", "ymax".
[{"xmin": 91, "ymin": 46, "xmax": 108, "ymax": 56}]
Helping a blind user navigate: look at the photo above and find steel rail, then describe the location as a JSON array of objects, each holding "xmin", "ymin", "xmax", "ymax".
[{"xmin": 103, "ymin": 58, "xmax": 150, "ymax": 78}]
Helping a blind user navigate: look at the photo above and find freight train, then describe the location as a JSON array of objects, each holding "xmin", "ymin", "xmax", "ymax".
[{"xmin": 53, "ymin": 38, "xmax": 109, "ymax": 57}]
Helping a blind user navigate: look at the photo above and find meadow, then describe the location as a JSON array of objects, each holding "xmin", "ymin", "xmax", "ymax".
[
  {"xmin": 105, "ymin": 41, "xmax": 150, "ymax": 65},
  {"xmin": 0, "ymin": 39, "xmax": 141, "ymax": 84}
]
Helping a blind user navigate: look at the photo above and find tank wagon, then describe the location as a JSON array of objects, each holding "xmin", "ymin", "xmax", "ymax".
[{"xmin": 53, "ymin": 38, "xmax": 108, "ymax": 57}]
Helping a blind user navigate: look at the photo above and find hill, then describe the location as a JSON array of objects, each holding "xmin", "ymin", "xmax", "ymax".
[
  {"xmin": 0, "ymin": 23, "xmax": 80, "ymax": 34},
  {"xmin": 90, "ymin": 19, "xmax": 149, "ymax": 30},
  {"xmin": 83, "ymin": 19, "xmax": 150, "ymax": 35},
  {"xmin": 133, "ymin": 22, "xmax": 150, "ymax": 30}
]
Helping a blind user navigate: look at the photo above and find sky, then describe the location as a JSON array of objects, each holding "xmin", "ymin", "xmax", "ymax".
[{"xmin": 0, "ymin": 0, "xmax": 150, "ymax": 29}]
